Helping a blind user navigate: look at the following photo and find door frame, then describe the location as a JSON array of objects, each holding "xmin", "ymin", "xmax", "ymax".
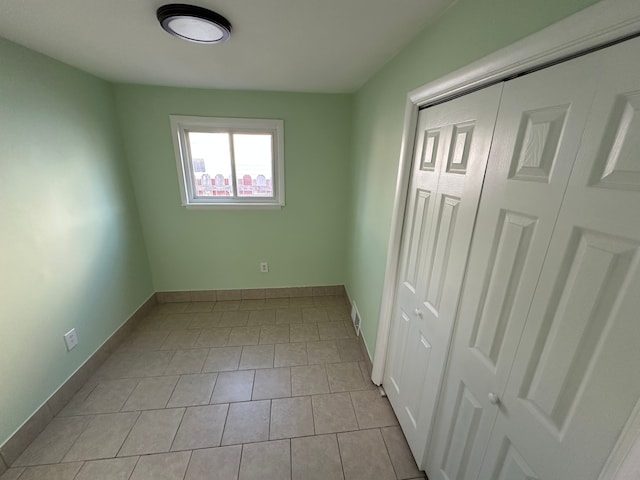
[{"xmin": 373, "ymin": 0, "xmax": 640, "ymax": 468}]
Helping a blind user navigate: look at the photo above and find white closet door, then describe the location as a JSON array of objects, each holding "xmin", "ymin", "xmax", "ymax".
[
  {"xmin": 477, "ymin": 36, "xmax": 640, "ymax": 480},
  {"xmin": 425, "ymin": 50, "xmax": 600, "ymax": 480},
  {"xmin": 384, "ymin": 84, "xmax": 502, "ymax": 466}
]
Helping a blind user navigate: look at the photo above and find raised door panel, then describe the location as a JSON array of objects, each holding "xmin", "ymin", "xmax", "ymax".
[
  {"xmin": 482, "ymin": 36, "xmax": 640, "ymax": 480},
  {"xmin": 384, "ymin": 83, "xmax": 503, "ymax": 468},
  {"xmin": 426, "ymin": 49, "xmax": 601, "ymax": 480}
]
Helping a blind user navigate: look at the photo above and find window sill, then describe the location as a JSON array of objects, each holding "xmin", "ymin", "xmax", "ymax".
[{"xmin": 183, "ymin": 203, "xmax": 284, "ymax": 210}]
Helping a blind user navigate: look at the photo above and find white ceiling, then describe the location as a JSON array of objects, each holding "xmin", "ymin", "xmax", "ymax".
[{"xmin": 0, "ymin": 0, "xmax": 454, "ymax": 93}]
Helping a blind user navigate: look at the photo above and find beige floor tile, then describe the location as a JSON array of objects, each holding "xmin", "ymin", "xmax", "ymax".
[
  {"xmin": 381, "ymin": 426, "xmax": 424, "ymax": 480},
  {"xmin": 350, "ymin": 391, "xmax": 398, "ymax": 429},
  {"xmin": 358, "ymin": 361, "xmax": 378, "ymax": 390},
  {"xmin": 274, "ymin": 343, "xmax": 308, "ymax": 367},
  {"xmin": 202, "ymin": 347, "xmax": 241, "ymax": 372},
  {"xmin": 167, "ymin": 373, "xmax": 217, "ymax": 407},
  {"xmin": 247, "ymin": 309, "xmax": 276, "ymax": 325},
  {"xmin": 210, "ymin": 370, "xmax": 254, "ymax": 403},
  {"xmin": 306, "ymin": 341, "xmax": 340, "ymax": 364},
  {"xmin": 238, "ymin": 440, "xmax": 290, "ymax": 480},
  {"xmin": 63, "ymin": 412, "xmax": 139, "ymax": 461},
  {"xmin": 57, "ymin": 380, "xmax": 99, "ymax": 416},
  {"xmin": 239, "ymin": 344, "xmax": 274, "ymax": 369},
  {"xmin": 312, "ymin": 393, "xmax": 358, "ymax": 434},
  {"xmin": 154, "ymin": 313, "xmax": 191, "ymax": 331},
  {"xmin": 221, "ymin": 400, "xmax": 270, "ymax": 445},
  {"xmin": 291, "ymin": 434, "xmax": 344, "ymax": 480},
  {"xmin": 259, "ymin": 325, "xmax": 290, "ymax": 344},
  {"xmin": 129, "ymin": 451, "xmax": 190, "ymax": 480},
  {"xmin": 126, "ymin": 350, "xmax": 174, "ymax": 377},
  {"xmin": 13, "ymin": 416, "xmax": 92, "ymax": 466},
  {"xmin": 238, "ymin": 298, "xmax": 267, "ymax": 308},
  {"xmin": 218, "ymin": 311, "xmax": 249, "ymax": 327},
  {"xmin": 195, "ymin": 328, "xmax": 231, "ymax": 348},
  {"xmin": 318, "ymin": 322, "xmax": 349, "ymax": 340},
  {"xmin": 161, "ymin": 314, "xmax": 193, "ymax": 330},
  {"xmin": 73, "ymin": 378, "xmax": 139, "ymax": 414},
  {"xmin": 218, "ymin": 290, "xmax": 242, "ymax": 301},
  {"xmin": 120, "ymin": 331, "xmax": 169, "ymax": 352},
  {"xmin": 252, "ymin": 367, "xmax": 291, "ymax": 400},
  {"xmin": 164, "ymin": 348, "xmax": 208, "ymax": 375},
  {"xmin": 17, "ymin": 462, "xmax": 83, "ymax": 480},
  {"xmin": 270, "ymin": 397, "xmax": 314, "ymax": 439},
  {"xmin": 276, "ymin": 309, "xmax": 303, "ymax": 324},
  {"xmin": 327, "ymin": 307, "xmax": 351, "ymax": 322},
  {"xmin": 337, "ymin": 338, "xmax": 364, "ymax": 362},
  {"xmin": 326, "ymin": 362, "xmax": 366, "ymax": 392},
  {"xmin": 227, "ymin": 326, "xmax": 260, "ymax": 346},
  {"xmin": 338, "ymin": 429, "xmax": 396, "ymax": 480},
  {"xmin": 172, "ymin": 404, "xmax": 229, "ymax": 451},
  {"xmin": 118, "ymin": 408, "xmax": 185, "ymax": 456},
  {"xmin": 265, "ymin": 298, "xmax": 290, "ymax": 308},
  {"xmin": 135, "ymin": 315, "xmax": 165, "ymax": 331},
  {"xmin": 122, "ymin": 376, "xmax": 179, "ymax": 411},
  {"xmin": 0, "ymin": 468, "xmax": 25, "ymax": 480},
  {"xmin": 288, "ymin": 297, "xmax": 314, "ymax": 307},
  {"xmin": 185, "ymin": 446, "xmax": 242, "ymax": 480},
  {"xmin": 74, "ymin": 456, "xmax": 139, "ymax": 480},
  {"xmin": 185, "ymin": 302, "xmax": 215, "ymax": 313},
  {"xmin": 92, "ymin": 352, "xmax": 138, "ymax": 379},
  {"xmin": 188, "ymin": 312, "xmax": 222, "ymax": 329},
  {"xmin": 302, "ymin": 307, "xmax": 329, "ymax": 323},
  {"xmin": 291, "ymin": 364, "xmax": 330, "ymax": 396},
  {"xmin": 213, "ymin": 301, "xmax": 241, "ymax": 312},
  {"xmin": 153, "ymin": 302, "xmax": 189, "ymax": 314},
  {"xmin": 343, "ymin": 321, "xmax": 357, "ymax": 338},
  {"xmin": 160, "ymin": 330, "xmax": 200, "ymax": 350},
  {"xmin": 289, "ymin": 324, "xmax": 319, "ymax": 343}
]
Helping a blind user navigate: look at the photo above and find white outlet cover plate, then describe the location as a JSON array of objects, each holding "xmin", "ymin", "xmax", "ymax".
[{"xmin": 64, "ymin": 328, "xmax": 78, "ymax": 351}]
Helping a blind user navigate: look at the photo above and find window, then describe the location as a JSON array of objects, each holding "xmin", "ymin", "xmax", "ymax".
[{"xmin": 170, "ymin": 115, "xmax": 285, "ymax": 208}]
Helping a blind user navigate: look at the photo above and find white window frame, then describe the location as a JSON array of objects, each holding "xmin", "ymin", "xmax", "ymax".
[{"xmin": 170, "ymin": 115, "xmax": 285, "ymax": 209}]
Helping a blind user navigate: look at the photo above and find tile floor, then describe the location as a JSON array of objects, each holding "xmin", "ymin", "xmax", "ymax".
[{"xmin": 1, "ymin": 296, "xmax": 426, "ymax": 480}]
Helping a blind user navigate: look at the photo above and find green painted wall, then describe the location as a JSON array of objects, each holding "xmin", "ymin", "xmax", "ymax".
[
  {"xmin": 344, "ymin": 0, "xmax": 601, "ymax": 354},
  {"xmin": 114, "ymin": 86, "xmax": 352, "ymax": 292},
  {"xmin": 0, "ymin": 38, "xmax": 153, "ymax": 446}
]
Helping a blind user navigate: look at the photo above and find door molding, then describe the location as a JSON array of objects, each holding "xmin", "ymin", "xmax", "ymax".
[{"xmin": 373, "ymin": 0, "xmax": 640, "ymax": 384}]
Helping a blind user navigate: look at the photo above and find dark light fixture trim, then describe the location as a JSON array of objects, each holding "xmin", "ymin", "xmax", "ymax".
[{"xmin": 157, "ymin": 4, "xmax": 232, "ymax": 44}]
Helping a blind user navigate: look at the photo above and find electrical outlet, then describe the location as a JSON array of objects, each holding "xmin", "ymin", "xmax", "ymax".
[
  {"xmin": 260, "ymin": 262, "xmax": 269, "ymax": 273},
  {"xmin": 64, "ymin": 328, "xmax": 78, "ymax": 351}
]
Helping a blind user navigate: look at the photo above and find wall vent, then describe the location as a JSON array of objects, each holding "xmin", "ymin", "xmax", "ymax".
[{"xmin": 351, "ymin": 302, "xmax": 361, "ymax": 336}]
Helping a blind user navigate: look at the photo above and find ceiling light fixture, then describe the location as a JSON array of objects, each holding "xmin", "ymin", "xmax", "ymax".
[{"xmin": 157, "ymin": 4, "xmax": 232, "ymax": 44}]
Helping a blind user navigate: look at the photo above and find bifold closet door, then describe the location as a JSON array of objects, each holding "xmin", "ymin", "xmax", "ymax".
[
  {"xmin": 424, "ymin": 45, "xmax": 601, "ymax": 480},
  {"xmin": 477, "ymin": 35, "xmax": 640, "ymax": 480},
  {"xmin": 384, "ymin": 84, "xmax": 502, "ymax": 467}
]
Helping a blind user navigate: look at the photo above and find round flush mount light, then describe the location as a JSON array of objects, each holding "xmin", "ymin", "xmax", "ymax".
[{"xmin": 157, "ymin": 4, "xmax": 232, "ymax": 44}]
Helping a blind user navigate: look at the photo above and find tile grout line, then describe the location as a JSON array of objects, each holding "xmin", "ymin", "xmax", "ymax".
[
  {"xmin": 167, "ymin": 407, "xmax": 187, "ymax": 453},
  {"xmin": 113, "ymin": 411, "xmax": 141, "ymax": 458},
  {"xmin": 218, "ymin": 403, "xmax": 231, "ymax": 447},
  {"xmin": 378, "ymin": 427, "xmax": 402, "ymax": 480},
  {"xmin": 180, "ymin": 449, "xmax": 193, "ymax": 480}
]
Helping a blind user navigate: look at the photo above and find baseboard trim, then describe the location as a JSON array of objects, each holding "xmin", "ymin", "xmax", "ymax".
[
  {"xmin": 344, "ymin": 289, "xmax": 378, "ymax": 387},
  {"xmin": 157, "ymin": 285, "xmax": 346, "ymax": 303},
  {"xmin": 0, "ymin": 293, "xmax": 157, "ymax": 467}
]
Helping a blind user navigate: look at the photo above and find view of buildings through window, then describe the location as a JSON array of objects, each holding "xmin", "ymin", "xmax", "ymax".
[{"xmin": 188, "ymin": 131, "xmax": 274, "ymax": 197}]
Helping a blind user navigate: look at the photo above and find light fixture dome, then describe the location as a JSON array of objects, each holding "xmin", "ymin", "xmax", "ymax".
[{"xmin": 157, "ymin": 4, "xmax": 232, "ymax": 44}]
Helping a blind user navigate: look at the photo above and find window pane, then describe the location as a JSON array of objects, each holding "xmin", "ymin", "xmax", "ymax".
[
  {"xmin": 188, "ymin": 131, "xmax": 234, "ymax": 197},
  {"xmin": 233, "ymin": 134, "xmax": 274, "ymax": 197}
]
